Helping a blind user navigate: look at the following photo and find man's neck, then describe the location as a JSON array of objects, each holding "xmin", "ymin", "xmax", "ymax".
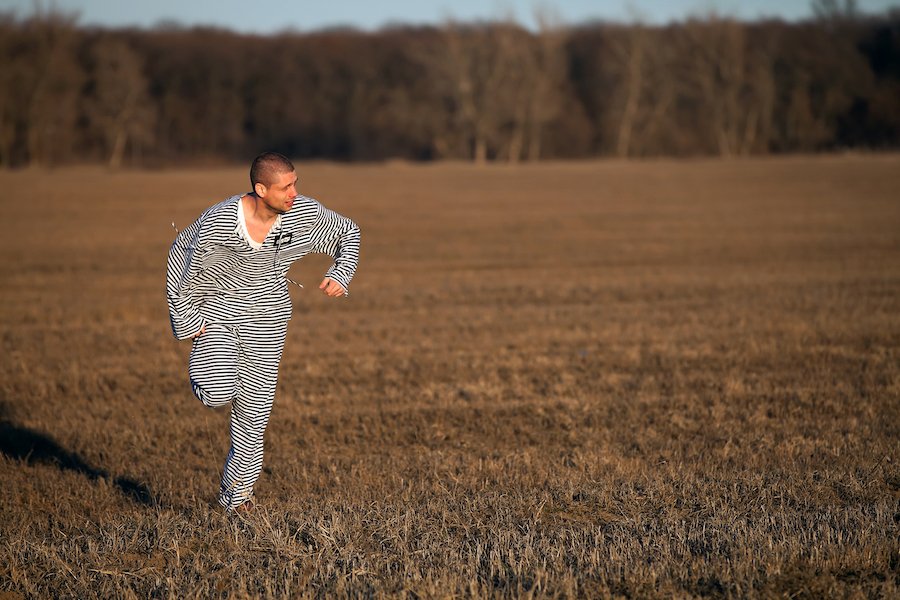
[{"xmin": 243, "ymin": 193, "xmax": 279, "ymax": 225}]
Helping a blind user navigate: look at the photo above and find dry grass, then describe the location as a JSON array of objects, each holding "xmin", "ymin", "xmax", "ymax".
[{"xmin": 0, "ymin": 155, "xmax": 898, "ymax": 598}]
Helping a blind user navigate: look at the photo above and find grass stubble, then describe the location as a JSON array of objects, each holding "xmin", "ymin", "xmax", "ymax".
[{"xmin": 0, "ymin": 156, "xmax": 898, "ymax": 598}]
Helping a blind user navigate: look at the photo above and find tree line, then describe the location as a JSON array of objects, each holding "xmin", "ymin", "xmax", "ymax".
[{"xmin": 1, "ymin": 7, "xmax": 898, "ymax": 167}]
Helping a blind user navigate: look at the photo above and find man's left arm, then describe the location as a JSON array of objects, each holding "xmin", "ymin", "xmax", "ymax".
[{"xmin": 309, "ymin": 202, "xmax": 361, "ymax": 297}]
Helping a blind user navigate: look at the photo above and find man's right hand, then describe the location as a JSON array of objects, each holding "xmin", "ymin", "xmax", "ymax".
[{"xmin": 193, "ymin": 325, "xmax": 205, "ymax": 338}]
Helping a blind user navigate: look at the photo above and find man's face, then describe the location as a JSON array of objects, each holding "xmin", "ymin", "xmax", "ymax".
[{"xmin": 257, "ymin": 170, "xmax": 298, "ymax": 214}]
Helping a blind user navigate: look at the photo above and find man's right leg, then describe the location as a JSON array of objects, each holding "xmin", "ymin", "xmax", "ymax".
[
  {"xmin": 188, "ymin": 324, "xmax": 244, "ymax": 509},
  {"xmin": 188, "ymin": 324, "xmax": 239, "ymax": 408}
]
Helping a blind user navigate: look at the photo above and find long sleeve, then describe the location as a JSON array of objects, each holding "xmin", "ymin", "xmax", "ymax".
[
  {"xmin": 309, "ymin": 203, "xmax": 361, "ymax": 294},
  {"xmin": 166, "ymin": 218, "xmax": 207, "ymax": 340}
]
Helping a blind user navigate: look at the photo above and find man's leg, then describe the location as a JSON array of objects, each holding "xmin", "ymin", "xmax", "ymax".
[
  {"xmin": 218, "ymin": 321, "xmax": 288, "ymax": 509},
  {"xmin": 188, "ymin": 324, "xmax": 239, "ymax": 408}
]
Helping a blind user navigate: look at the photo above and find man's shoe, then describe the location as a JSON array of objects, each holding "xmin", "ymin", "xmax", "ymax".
[{"xmin": 233, "ymin": 499, "xmax": 255, "ymax": 514}]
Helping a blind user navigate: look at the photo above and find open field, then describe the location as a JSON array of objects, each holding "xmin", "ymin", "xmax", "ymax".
[{"xmin": 0, "ymin": 156, "xmax": 898, "ymax": 598}]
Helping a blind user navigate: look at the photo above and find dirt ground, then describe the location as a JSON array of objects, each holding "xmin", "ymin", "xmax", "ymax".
[{"xmin": 1, "ymin": 156, "xmax": 898, "ymax": 598}]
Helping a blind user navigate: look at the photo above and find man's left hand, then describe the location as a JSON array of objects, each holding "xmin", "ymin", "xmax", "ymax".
[{"xmin": 319, "ymin": 277, "xmax": 346, "ymax": 297}]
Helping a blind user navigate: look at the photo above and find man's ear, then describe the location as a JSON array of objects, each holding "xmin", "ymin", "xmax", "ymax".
[{"xmin": 254, "ymin": 182, "xmax": 267, "ymax": 197}]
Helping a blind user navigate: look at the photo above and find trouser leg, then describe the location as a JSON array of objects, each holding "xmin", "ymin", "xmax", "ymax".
[
  {"xmin": 218, "ymin": 321, "xmax": 288, "ymax": 509},
  {"xmin": 188, "ymin": 324, "xmax": 239, "ymax": 408}
]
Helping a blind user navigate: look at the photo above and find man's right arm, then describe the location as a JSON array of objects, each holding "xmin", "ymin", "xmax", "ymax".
[{"xmin": 166, "ymin": 218, "xmax": 207, "ymax": 340}]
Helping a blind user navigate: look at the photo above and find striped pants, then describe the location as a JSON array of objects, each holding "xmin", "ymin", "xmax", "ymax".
[{"xmin": 189, "ymin": 321, "xmax": 288, "ymax": 509}]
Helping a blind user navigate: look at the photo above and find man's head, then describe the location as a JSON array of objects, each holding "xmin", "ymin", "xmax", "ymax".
[{"xmin": 250, "ymin": 151, "xmax": 297, "ymax": 214}]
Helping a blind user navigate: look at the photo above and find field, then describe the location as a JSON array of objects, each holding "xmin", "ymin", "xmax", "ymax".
[{"xmin": 0, "ymin": 156, "xmax": 898, "ymax": 598}]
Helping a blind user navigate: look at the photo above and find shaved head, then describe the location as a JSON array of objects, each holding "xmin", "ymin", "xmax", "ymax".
[{"xmin": 250, "ymin": 151, "xmax": 295, "ymax": 189}]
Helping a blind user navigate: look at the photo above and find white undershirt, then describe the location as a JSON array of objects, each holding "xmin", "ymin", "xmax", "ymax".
[{"xmin": 237, "ymin": 198, "xmax": 281, "ymax": 251}]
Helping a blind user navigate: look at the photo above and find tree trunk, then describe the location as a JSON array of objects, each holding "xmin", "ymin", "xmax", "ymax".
[
  {"xmin": 740, "ymin": 108, "xmax": 758, "ymax": 155},
  {"xmin": 109, "ymin": 127, "xmax": 127, "ymax": 169},
  {"xmin": 507, "ymin": 129, "xmax": 523, "ymax": 164},
  {"xmin": 527, "ymin": 122, "xmax": 542, "ymax": 161},
  {"xmin": 474, "ymin": 137, "xmax": 487, "ymax": 165},
  {"xmin": 507, "ymin": 103, "xmax": 527, "ymax": 164},
  {"xmin": 616, "ymin": 35, "xmax": 644, "ymax": 158}
]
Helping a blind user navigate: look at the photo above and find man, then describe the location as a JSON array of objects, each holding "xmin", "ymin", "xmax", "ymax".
[{"xmin": 166, "ymin": 151, "xmax": 360, "ymax": 512}]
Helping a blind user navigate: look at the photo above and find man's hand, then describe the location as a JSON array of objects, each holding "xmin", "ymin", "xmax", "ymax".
[
  {"xmin": 193, "ymin": 325, "xmax": 205, "ymax": 338},
  {"xmin": 319, "ymin": 277, "xmax": 346, "ymax": 298}
]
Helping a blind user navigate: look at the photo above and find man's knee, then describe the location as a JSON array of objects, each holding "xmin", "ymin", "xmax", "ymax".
[{"xmin": 191, "ymin": 379, "xmax": 236, "ymax": 408}]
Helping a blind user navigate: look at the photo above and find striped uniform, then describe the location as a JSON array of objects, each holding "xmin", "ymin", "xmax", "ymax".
[{"xmin": 166, "ymin": 193, "xmax": 360, "ymax": 509}]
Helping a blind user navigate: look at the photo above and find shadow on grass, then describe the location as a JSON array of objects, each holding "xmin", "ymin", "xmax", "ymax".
[{"xmin": 0, "ymin": 420, "xmax": 157, "ymax": 507}]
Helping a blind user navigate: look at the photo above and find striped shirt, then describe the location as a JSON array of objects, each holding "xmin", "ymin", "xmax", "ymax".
[{"xmin": 166, "ymin": 193, "xmax": 360, "ymax": 340}]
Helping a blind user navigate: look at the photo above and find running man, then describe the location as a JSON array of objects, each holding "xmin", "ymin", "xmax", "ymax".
[{"xmin": 166, "ymin": 152, "xmax": 360, "ymax": 512}]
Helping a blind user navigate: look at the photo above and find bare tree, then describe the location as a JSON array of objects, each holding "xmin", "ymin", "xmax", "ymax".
[
  {"xmin": 588, "ymin": 23, "xmax": 676, "ymax": 158},
  {"xmin": 495, "ymin": 20, "xmax": 537, "ymax": 163},
  {"xmin": 523, "ymin": 8, "xmax": 568, "ymax": 161},
  {"xmin": 437, "ymin": 20, "xmax": 533, "ymax": 163},
  {"xmin": 633, "ymin": 29, "xmax": 680, "ymax": 156},
  {"xmin": 18, "ymin": 11, "xmax": 83, "ymax": 167},
  {"xmin": 0, "ymin": 16, "xmax": 19, "ymax": 166},
  {"xmin": 680, "ymin": 17, "xmax": 775, "ymax": 156},
  {"xmin": 811, "ymin": 0, "xmax": 859, "ymax": 20},
  {"xmin": 88, "ymin": 38, "xmax": 156, "ymax": 168},
  {"xmin": 609, "ymin": 25, "xmax": 647, "ymax": 157},
  {"xmin": 442, "ymin": 22, "xmax": 486, "ymax": 162}
]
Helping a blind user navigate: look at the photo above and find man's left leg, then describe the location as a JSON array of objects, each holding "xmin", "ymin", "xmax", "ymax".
[{"xmin": 218, "ymin": 321, "xmax": 289, "ymax": 509}]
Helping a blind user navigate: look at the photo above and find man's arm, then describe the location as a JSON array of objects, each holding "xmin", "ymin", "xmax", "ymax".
[
  {"xmin": 166, "ymin": 218, "xmax": 207, "ymax": 339},
  {"xmin": 308, "ymin": 202, "xmax": 361, "ymax": 296}
]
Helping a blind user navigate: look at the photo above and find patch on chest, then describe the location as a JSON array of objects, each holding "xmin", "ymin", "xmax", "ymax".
[{"xmin": 274, "ymin": 231, "xmax": 293, "ymax": 245}]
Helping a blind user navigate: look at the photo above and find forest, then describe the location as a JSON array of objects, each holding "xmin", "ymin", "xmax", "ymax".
[{"xmin": 1, "ymin": 5, "xmax": 898, "ymax": 167}]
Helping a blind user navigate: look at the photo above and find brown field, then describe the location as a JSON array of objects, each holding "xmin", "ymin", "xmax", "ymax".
[{"xmin": 0, "ymin": 156, "xmax": 898, "ymax": 598}]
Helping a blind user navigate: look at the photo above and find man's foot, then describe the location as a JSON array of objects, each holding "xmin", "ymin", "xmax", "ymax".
[{"xmin": 233, "ymin": 499, "xmax": 255, "ymax": 514}]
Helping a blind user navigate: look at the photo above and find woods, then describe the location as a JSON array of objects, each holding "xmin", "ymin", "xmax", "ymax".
[{"xmin": 1, "ymin": 8, "xmax": 898, "ymax": 167}]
